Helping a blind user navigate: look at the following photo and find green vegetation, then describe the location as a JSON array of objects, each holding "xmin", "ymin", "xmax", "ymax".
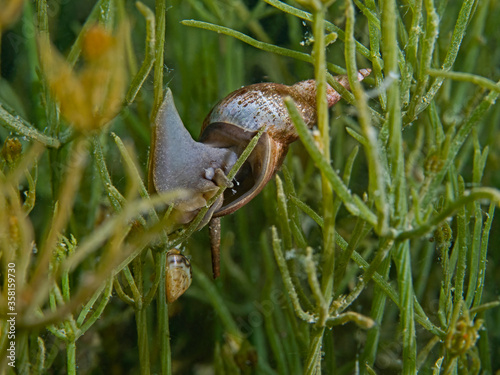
[{"xmin": 0, "ymin": 0, "xmax": 499, "ymax": 374}]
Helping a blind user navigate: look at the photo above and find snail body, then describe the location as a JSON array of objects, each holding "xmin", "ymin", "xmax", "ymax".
[
  {"xmin": 150, "ymin": 70, "xmax": 370, "ymax": 225},
  {"xmin": 149, "ymin": 70, "xmax": 370, "ymax": 278}
]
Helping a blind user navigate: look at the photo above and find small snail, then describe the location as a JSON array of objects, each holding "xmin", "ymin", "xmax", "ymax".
[
  {"xmin": 150, "ymin": 70, "xmax": 370, "ymax": 278},
  {"xmin": 165, "ymin": 249, "xmax": 192, "ymax": 303}
]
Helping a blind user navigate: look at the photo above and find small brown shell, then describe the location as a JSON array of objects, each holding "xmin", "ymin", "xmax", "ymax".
[{"xmin": 165, "ymin": 249, "xmax": 192, "ymax": 303}]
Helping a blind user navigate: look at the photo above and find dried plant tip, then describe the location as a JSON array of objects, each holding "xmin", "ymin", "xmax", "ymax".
[
  {"xmin": 165, "ymin": 249, "xmax": 192, "ymax": 303},
  {"xmin": 445, "ymin": 315, "xmax": 483, "ymax": 357},
  {"xmin": 82, "ymin": 24, "xmax": 115, "ymax": 61},
  {"xmin": 38, "ymin": 23, "xmax": 128, "ymax": 132},
  {"xmin": 0, "ymin": 0, "xmax": 24, "ymax": 31},
  {"xmin": 432, "ymin": 222, "xmax": 452, "ymax": 250},
  {"xmin": 1, "ymin": 137, "xmax": 22, "ymax": 165}
]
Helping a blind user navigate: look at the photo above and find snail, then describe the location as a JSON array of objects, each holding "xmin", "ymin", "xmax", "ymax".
[
  {"xmin": 165, "ymin": 249, "xmax": 192, "ymax": 303},
  {"xmin": 149, "ymin": 69, "xmax": 370, "ymax": 278}
]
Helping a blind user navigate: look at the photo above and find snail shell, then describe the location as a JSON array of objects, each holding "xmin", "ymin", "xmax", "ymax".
[
  {"xmin": 149, "ymin": 69, "xmax": 370, "ymax": 225},
  {"xmin": 165, "ymin": 249, "xmax": 192, "ymax": 303}
]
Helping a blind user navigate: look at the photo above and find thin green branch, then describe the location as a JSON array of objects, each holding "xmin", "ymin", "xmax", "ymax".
[
  {"xmin": 152, "ymin": 0, "xmax": 167, "ymax": 118},
  {"xmin": 285, "ymin": 97, "xmax": 379, "ymax": 228},
  {"xmin": 76, "ymin": 278, "xmax": 113, "ymax": 339},
  {"xmin": 311, "ymin": 2, "xmax": 336, "ymax": 312},
  {"xmin": 271, "ymin": 226, "xmax": 315, "ymax": 323},
  {"xmin": 0, "ymin": 104, "xmax": 60, "ymax": 148},
  {"xmin": 421, "ymin": 85, "xmax": 500, "ymax": 207},
  {"xmin": 381, "ymin": 0, "xmax": 406, "ymax": 225},
  {"xmin": 346, "ymin": 0, "xmax": 389, "ymax": 235},
  {"xmin": 305, "ymin": 247, "xmax": 327, "ymax": 320},
  {"xmin": 122, "ymin": 265, "xmax": 143, "ymax": 307},
  {"xmin": 427, "ymin": 69, "xmax": 500, "ymax": 93},
  {"xmin": 76, "ymin": 278, "xmax": 110, "ymax": 326},
  {"xmin": 411, "ymin": 0, "xmax": 438, "ymax": 110},
  {"xmin": 156, "ymin": 249, "xmax": 172, "ymax": 375},
  {"xmin": 275, "ymin": 175, "xmax": 293, "ymax": 250},
  {"xmin": 181, "ymin": 19, "xmax": 346, "ymax": 74},
  {"xmin": 325, "ymin": 311, "xmax": 375, "ymax": 329},
  {"xmin": 399, "ymin": 188, "xmax": 500, "ymax": 240},
  {"xmin": 92, "ymin": 135, "xmax": 122, "ymax": 211},
  {"xmin": 66, "ymin": 0, "xmax": 108, "ymax": 66},
  {"xmin": 125, "ymin": 2, "xmax": 156, "ymax": 104},
  {"xmin": 289, "ymin": 195, "xmax": 323, "ymax": 228},
  {"xmin": 262, "ymin": 0, "xmax": 372, "ymax": 59},
  {"xmin": 472, "ymin": 203, "xmax": 495, "ymax": 310},
  {"xmin": 413, "ymin": 0, "xmax": 477, "ymax": 118},
  {"xmin": 113, "ymin": 277, "xmax": 135, "ymax": 306}
]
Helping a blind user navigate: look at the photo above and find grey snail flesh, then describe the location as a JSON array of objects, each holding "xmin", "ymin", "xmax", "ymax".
[{"xmin": 150, "ymin": 88, "xmax": 238, "ymax": 226}]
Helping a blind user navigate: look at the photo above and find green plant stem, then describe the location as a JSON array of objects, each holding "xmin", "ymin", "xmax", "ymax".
[
  {"xmin": 156, "ymin": 250, "xmax": 172, "ymax": 375},
  {"xmin": 473, "ymin": 203, "xmax": 495, "ymax": 310},
  {"xmin": 465, "ymin": 201, "xmax": 483, "ymax": 308},
  {"xmin": 136, "ymin": 306, "xmax": 151, "ymax": 375},
  {"xmin": 262, "ymin": 0, "xmax": 372, "ymax": 59},
  {"xmin": 76, "ymin": 279, "xmax": 113, "ymax": 339},
  {"xmin": 360, "ymin": 256, "xmax": 391, "ymax": 372},
  {"xmin": 261, "ymin": 233, "xmax": 290, "ymax": 374},
  {"xmin": 111, "ymin": 133, "xmax": 168, "ymax": 242},
  {"xmin": 271, "ymin": 226, "xmax": 315, "ymax": 322},
  {"xmin": 365, "ymin": 0, "xmax": 386, "ymax": 110},
  {"xmin": 126, "ymin": 2, "xmax": 156, "ymax": 104},
  {"xmin": 334, "ymin": 217, "xmax": 367, "ymax": 292},
  {"xmin": 304, "ymin": 327, "xmax": 324, "ymax": 375},
  {"xmin": 411, "ymin": 0, "xmax": 477, "ymax": 119},
  {"xmin": 285, "ymin": 97, "xmax": 378, "ymax": 227},
  {"xmin": 305, "ymin": 247, "xmax": 327, "ymax": 314},
  {"xmin": 152, "ymin": 0, "xmax": 167, "ymax": 117},
  {"xmin": 311, "ymin": 3, "xmax": 336, "ymax": 315},
  {"xmin": 22, "ymin": 214, "xmax": 174, "ymax": 328},
  {"xmin": 114, "ymin": 278, "xmax": 135, "ymax": 305},
  {"xmin": 325, "ymin": 311, "xmax": 374, "ymax": 329},
  {"xmin": 421, "ymin": 86, "xmax": 500, "ymax": 207},
  {"xmin": 381, "ymin": 0, "xmax": 406, "ymax": 225},
  {"xmin": 282, "ymin": 167, "xmax": 308, "ymax": 248},
  {"xmin": 0, "ymin": 103, "xmax": 60, "ymax": 148},
  {"xmin": 275, "ymin": 175, "xmax": 293, "ymax": 250},
  {"xmin": 454, "ymin": 177, "xmax": 467, "ymax": 305},
  {"xmin": 181, "ymin": 19, "xmax": 346, "ymax": 74},
  {"xmin": 35, "ymin": 337, "xmax": 46, "ymax": 375},
  {"xmin": 67, "ymin": 341, "xmax": 76, "ymax": 375},
  {"xmin": 406, "ymin": 0, "xmax": 438, "ymax": 118},
  {"xmin": 393, "ymin": 241, "xmax": 417, "ymax": 373},
  {"xmin": 92, "ymin": 135, "xmax": 122, "ymax": 211},
  {"xmin": 337, "ymin": 238, "xmax": 393, "ymax": 313},
  {"xmin": 427, "ymin": 69, "xmax": 500, "ymax": 93},
  {"xmin": 66, "ymin": 0, "xmax": 110, "ymax": 66},
  {"xmin": 60, "ymin": 191, "xmax": 177, "ymax": 274},
  {"xmin": 379, "ymin": 0, "xmax": 427, "ymax": 362},
  {"xmin": 398, "ymin": 188, "xmax": 500, "ymax": 240},
  {"xmin": 27, "ymin": 137, "xmax": 88, "ymax": 313},
  {"xmin": 289, "ymin": 195, "xmax": 323, "ymax": 228},
  {"xmin": 346, "ymin": 0, "xmax": 388, "ymax": 235}
]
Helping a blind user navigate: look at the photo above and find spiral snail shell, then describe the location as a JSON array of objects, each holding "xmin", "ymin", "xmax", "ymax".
[
  {"xmin": 165, "ymin": 249, "xmax": 192, "ymax": 303},
  {"xmin": 149, "ymin": 69, "xmax": 370, "ymax": 278}
]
